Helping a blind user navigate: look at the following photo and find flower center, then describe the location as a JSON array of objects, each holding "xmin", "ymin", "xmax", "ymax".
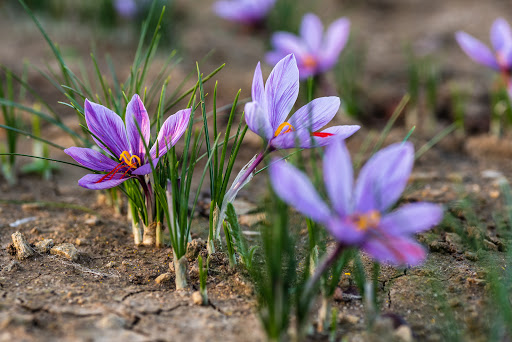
[
  {"xmin": 119, "ymin": 151, "xmax": 141, "ymax": 168},
  {"xmin": 352, "ymin": 210, "xmax": 381, "ymax": 231},
  {"xmin": 95, "ymin": 151, "xmax": 141, "ymax": 183},
  {"xmin": 303, "ymin": 55, "xmax": 317, "ymax": 69},
  {"xmin": 274, "ymin": 122, "xmax": 295, "ymax": 137}
]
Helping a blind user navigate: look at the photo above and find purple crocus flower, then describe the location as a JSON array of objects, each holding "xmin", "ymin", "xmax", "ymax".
[
  {"xmin": 270, "ymin": 138, "xmax": 443, "ymax": 266},
  {"xmin": 213, "ymin": 0, "xmax": 276, "ymax": 25},
  {"xmin": 114, "ymin": 0, "xmax": 138, "ymax": 19},
  {"xmin": 216, "ymin": 54, "xmax": 359, "ymax": 240},
  {"xmin": 266, "ymin": 14, "xmax": 350, "ymax": 80},
  {"xmin": 456, "ymin": 18, "xmax": 512, "ymax": 76},
  {"xmin": 246, "ymin": 54, "xmax": 359, "ymax": 152},
  {"xmin": 65, "ymin": 94, "xmax": 191, "ymax": 190}
]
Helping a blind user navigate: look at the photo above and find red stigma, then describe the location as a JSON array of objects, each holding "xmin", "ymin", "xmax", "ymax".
[{"xmin": 311, "ymin": 132, "xmax": 334, "ymax": 138}]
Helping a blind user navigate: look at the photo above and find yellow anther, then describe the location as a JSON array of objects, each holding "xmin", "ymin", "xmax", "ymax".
[
  {"xmin": 303, "ymin": 55, "xmax": 317, "ymax": 69},
  {"xmin": 119, "ymin": 151, "xmax": 141, "ymax": 169},
  {"xmin": 274, "ymin": 122, "xmax": 295, "ymax": 137},
  {"xmin": 354, "ymin": 210, "xmax": 381, "ymax": 231}
]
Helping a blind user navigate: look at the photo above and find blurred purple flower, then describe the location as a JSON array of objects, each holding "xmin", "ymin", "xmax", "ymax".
[
  {"xmin": 65, "ymin": 95, "xmax": 190, "ymax": 190},
  {"xmin": 269, "ymin": 139, "xmax": 443, "ymax": 266},
  {"xmin": 114, "ymin": 0, "xmax": 138, "ymax": 18},
  {"xmin": 213, "ymin": 0, "xmax": 276, "ymax": 25},
  {"xmin": 266, "ymin": 13, "xmax": 350, "ymax": 80},
  {"xmin": 456, "ymin": 18, "xmax": 512, "ymax": 74},
  {"xmin": 246, "ymin": 54, "xmax": 359, "ymax": 151}
]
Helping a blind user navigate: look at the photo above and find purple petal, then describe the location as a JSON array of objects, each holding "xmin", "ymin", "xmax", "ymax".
[
  {"xmin": 326, "ymin": 215, "xmax": 366, "ymax": 245},
  {"xmin": 270, "ymin": 33, "xmax": 309, "ymax": 58},
  {"xmin": 150, "ymin": 108, "xmax": 191, "ymax": 159},
  {"xmin": 270, "ymin": 124, "xmax": 360, "ymax": 150},
  {"xmin": 380, "ymin": 202, "xmax": 443, "ymax": 236},
  {"xmin": 269, "ymin": 159, "xmax": 331, "ymax": 223},
  {"xmin": 363, "ymin": 235, "xmax": 426, "ymax": 266},
  {"xmin": 319, "ymin": 17, "xmax": 350, "ymax": 72},
  {"xmin": 491, "ymin": 18, "xmax": 512, "ymax": 54},
  {"xmin": 213, "ymin": 1, "xmax": 263, "ymax": 23},
  {"xmin": 288, "ymin": 97, "xmax": 340, "ymax": 132},
  {"xmin": 245, "ymin": 101, "xmax": 274, "ymax": 140},
  {"xmin": 500, "ymin": 44, "xmax": 512, "ymax": 69},
  {"xmin": 265, "ymin": 54, "xmax": 299, "ymax": 131},
  {"xmin": 252, "ymin": 62, "xmax": 265, "ymax": 103},
  {"xmin": 265, "ymin": 51, "xmax": 289, "ymax": 67},
  {"xmin": 300, "ymin": 13, "xmax": 323, "ymax": 52},
  {"xmin": 264, "ymin": 54, "xmax": 300, "ymax": 132},
  {"xmin": 64, "ymin": 147, "xmax": 119, "ymax": 171},
  {"xmin": 270, "ymin": 129, "xmax": 311, "ymax": 149},
  {"xmin": 85, "ymin": 99, "xmax": 129, "ymax": 157},
  {"xmin": 125, "ymin": 94, "xmax": 151, "ymax": 160},
  {"xmin": 455, "ymin": 31, "xmax": 500, "ymax": 70},
  {"xmin": 323, "ymin": 138, "xmax": 353, "ymax": 217},
  {"xmin": 78, "ymin": 173, "xmax": 130, "ymax": 190},
  {"xmin": 354, "ymin": 142, "xmax": 414, "ymax": 213},
  {"xmin": 320, "ymin": 125, "xmax": 361, "ymax": 139},
  {"xmin": 132, "ymin": 158, "xmax": 160, "ymax": 175},
  {"xmin": 306, "ymin": 125, "xmax": 360, "ymax": 148},
  {"xmin": 114, "ymin": 0, "xmax": 137, "ymax": 18}
]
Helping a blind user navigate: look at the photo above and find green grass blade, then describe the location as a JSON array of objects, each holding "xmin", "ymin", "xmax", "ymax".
[{"xmin": 0, "ymin": 125, "xmax": 65, "ymax": 150}]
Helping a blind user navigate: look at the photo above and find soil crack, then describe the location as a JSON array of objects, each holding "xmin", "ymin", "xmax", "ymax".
[{"xmin": 119, "ymin": 289, "xmax": 163, "ymax": 302}]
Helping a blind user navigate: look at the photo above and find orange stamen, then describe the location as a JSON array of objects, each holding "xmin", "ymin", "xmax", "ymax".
[
  {"xmin": 303, "ymin": 55, "xmax": 317, "ymax": 69},
  {"xmin": 311, "ymin": 132, "xmax": 334, "ymax": 138},
  {"xmin": 95, "ymin": 151, "xmax": 142, "ymax": 183},
  {"xmin": 274, "ymin": 122, "xmax": 295, "ymax": 137},
  {"xmin": 119, "ymin": 151, "xmax": 141, "ymax": 169},
  {"xmin": 353, "ymin": 210, "xmax": 381, "ymax": 231}
]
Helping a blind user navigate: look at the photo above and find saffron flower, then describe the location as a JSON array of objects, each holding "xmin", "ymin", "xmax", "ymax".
[
  {"xmin": 246, "ymin": 53, "xmax": 359, "ymax": 151},
  {"xmin": 114, "ymin": 0, "xmax": 138, "ymax": 19},
  {"xmin": 213, "ymin": 0, "xmax": 276, "ymax": 25},
  {"xmin": 455, "ymin": 18, "xmax": 512, "ymax": 76},
  {"xmin": 214, "ymin": 54, "xmax": 359, "ymax": 242},
  {"xmin": 269, "ymin": 138, "xmax": 443, "ymax": 266},
  {"xmin": 266, "ymin": 14, "xmax": 350, "ymax": 80},
  {"xmin": 65, "ymin": 95, "xmax": 191, "ymax": 190}
]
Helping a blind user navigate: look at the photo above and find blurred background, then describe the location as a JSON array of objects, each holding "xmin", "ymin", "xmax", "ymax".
[{"xmin": 1, "ymin": 0, "xmax": 512, "ymax": 128}]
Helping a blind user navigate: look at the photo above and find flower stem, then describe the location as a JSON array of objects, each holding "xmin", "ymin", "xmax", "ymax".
[
  {"xmin": 303, "ymin": 243, "xmax": 345, "ymax": 298},
  {"xmin": 231, "ymin": 150, "xmax": 266, "ymax": 193}
]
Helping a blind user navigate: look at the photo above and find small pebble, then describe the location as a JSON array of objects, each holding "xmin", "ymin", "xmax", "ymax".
[
  {"xmin": 50, "ymin": 243, "xmax": 78, "ymax": 261},
  {"xmin": 11, "ymin": 231, "xmax": 34, "ymax": 260},
  {"xmin": 393, "ymin": 325, "xmax": 413, "ymax": 342},
  {"xmin": 155, "ymin": 273, "xmax": 172, "ymax": 284},
  {"xmin": 489, "ymin": 190, "xmax": 500, "ymax": 199},
  {"xmin": 191, "ymin": 291, "xmax": 204, "ymax": 305},
  {"xmin": 84, "ymin": 216, "xmax": 100, "ymax": 226},
  {"xmin": 75, "ymin": 238, "xmax": 87, "ymax": 246},
  {"xmin": 34, "ymin": 239, "xmax": 54, "ymax": 254}
]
